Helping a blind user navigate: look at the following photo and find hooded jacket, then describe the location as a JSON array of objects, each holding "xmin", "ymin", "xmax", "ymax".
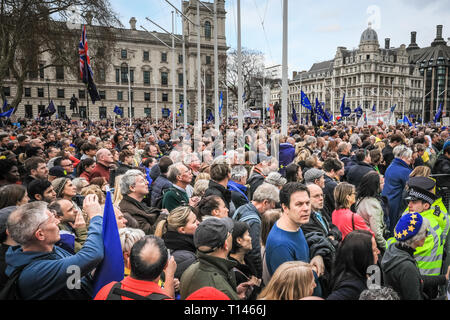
[
  {"xmin": 278, "ymin": 143, "xmax": 295, "ymax": 176},
  {"xmin": 227, "ymin": 180, "xmax": 249, "ymax": 210},
  {"xmin": 346, "ymin": 161, "xmax": 375, "ymax": 187},
  {"xmin": 4, "ymin": 216, "xmax": 104, "ymax": 300}
]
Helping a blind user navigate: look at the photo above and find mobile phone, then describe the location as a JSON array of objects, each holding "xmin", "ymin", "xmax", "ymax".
[{"xmin": 167, "ymin": 249, "xmax": 171, "ymax": 260}]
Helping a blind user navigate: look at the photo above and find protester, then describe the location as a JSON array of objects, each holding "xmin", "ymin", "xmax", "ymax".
[
  {"xmin": 0, "ymin": 185, "xmax": 29, "ymax": 209},
  {"xmin": 118, "ymin": 227, "xmax": 146, "ymax": 277}
]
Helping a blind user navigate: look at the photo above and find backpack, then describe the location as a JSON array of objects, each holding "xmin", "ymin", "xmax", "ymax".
[
  {"xmin": 105, "ymin": 282, "xmax": 171, "ymax": 300},
  {"xmin": 0, "ymin": 265, "xmax": 26, "ymax": 300}
]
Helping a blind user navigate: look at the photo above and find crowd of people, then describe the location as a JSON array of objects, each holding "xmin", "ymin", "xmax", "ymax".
[{"xmin": 0, "ymin": 116, "xmax": 449, "ymax": 300}]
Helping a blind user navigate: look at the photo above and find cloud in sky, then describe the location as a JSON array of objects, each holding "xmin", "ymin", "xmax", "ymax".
[{"xmin": 110, "ymin": 0, "xmax": 450, "ymax": 76}]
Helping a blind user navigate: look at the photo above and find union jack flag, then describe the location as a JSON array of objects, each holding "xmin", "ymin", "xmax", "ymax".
[{"xmin": 79, "ymin": 25, "xmax": 100, "ymax": 103}]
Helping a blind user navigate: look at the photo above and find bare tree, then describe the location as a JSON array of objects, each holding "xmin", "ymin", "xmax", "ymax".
[
  {"xmin": 221, "ymin": 48, "xmax": 265, "ymax": 111},
  {"xmin": 0, "ymin": 0, "xmax": 122, "ymax": 112}
]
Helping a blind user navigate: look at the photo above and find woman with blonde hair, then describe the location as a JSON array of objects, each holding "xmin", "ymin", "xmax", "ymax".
[
  {"xmin": 195, "ymin": 172, "xmax": 210, "ymax": 184},
  {"xmin": 257, "ymin": 261, "xmax": 317, "ymax": 300},
  {"xmin": 112, "ymin": 174, "xmax": 124, "ymax": 206},
  {"xmin": 119, "ymin": 227, "xmax": 146, "ymax": 277},
  {"xmin": 155, "ymin": 206, "xmax": 199, "ymax": 279},
  {"xmin": 80, "ymin": 184, "xmax": 105, "ymax": 205}
]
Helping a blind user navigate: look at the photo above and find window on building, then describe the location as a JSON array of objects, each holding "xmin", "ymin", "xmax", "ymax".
[
  {"xmin": 37, "ymin": 88, "xmax": 44, "ymax": 98},
  {"xmin": 144, "ymin": 71, "xmax": 151, "ymax": 85},
  {"xmin": 130, "ymin": 69, "xmax": 134, "ymax": 84},
  {"xmin": 99, "ymin": 68, "xmax": 106, "ymax": 81},
  {"xmin": 179, "ymin": 94, "xmax": 184, "ymax": 103},
  {"xmin": 38, "ymin": 105, "xmax": 45, "ymax": 115},
  {"xmin": 178, "ymin": 54, "xmax": 183, "ymax": 64},
  {"xmin": 144, "ymin": 92, "xmax": 151, "ymax": 101},
  {"xmin": 206, "ymin": 56, "xmax": 211, "ymax": 65},
  {"xmin": 117, "ymin": 91, "xmax": 123, "ymax": 101},
  {"xmin": 116, "ymin": 68, "xmax": 120, "ymax": 84},
  {"xmin": 178, "ymin": 73, "xmax": 183, "ymax": 87},
  {"xmin": 144, "ymin": 108, "xmax": 151, "ymax": 117},
  {"xmin": 121, "ymin": 49, "xmax": 127, "ymax": 59},
  {"xmin": 161, "ymin": 52, "xmax": 167, "ymax": 62},
  {"xmin": 143, "ymin": 51, "xmax": 150, "ymax": 61},
  {"xmin": 57, "ymin": 89, "xmax": 64, "ymax": 98},
  {"xmin": 79, "ymin": 90, "xmax": 85, "ymax": 99},
  {"xmin": 161, "ymin": 72, "xmax": 168, "ymax": 86},
  {"xmin": 55, "ymin": 66, "xmax": 64, "ymax": 80},
  {"xmin": 162, "ymin": 93, "xmax": 168, "ymax": 102},
  {"xmin": 25, "ymin": 105, "xmax": 33, "ymax": 119},
  {"xmin": 99, "ymin": 91, "xmax": 106, "ymax": 100},
  {"xmin": 206, "ymin": 95, "xmax": 212, "ymax": 104},
  {"xmin": 121, "ymin": 65, "xmax": 128, "ymax": 84},
  {"xmin": 24, "ymin": 88, "xmax": 31, "ymax": 97},
  {"xmin": 129, "ymin": 107, "xmax": 135, "ymax": 118},
  {"xmin": 39, "ymin": 64, "xmax": 44, "ymax": 79},
  {"xmin": 99, "ymin": 106, "xmax": 107, "ymax": 119},
  {"xmin": 57, "ymin": 105, "xmax": 66, "ymax": 118},
  {"xmin": 206, "ymin": 74, "xmax": 212, "ymax": 89},
  {"xmin": 79, "ymin": 106, "xmax": 87, "ymax": 119},
  {"xmin": 205, "ymin": 21, "xmax": 212, "ymax": 40}
]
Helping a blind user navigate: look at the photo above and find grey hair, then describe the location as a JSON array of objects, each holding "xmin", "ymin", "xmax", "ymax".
[
  {"xmin": 212, "ymin": 155, "xmax": 231, "ymax": 165},
  {"xmin": 7, "ymin": 202, "xmax": 49, "ymax": 245},
  {"xmin": 402, "ymin": 216, "xmax": 430, "ymax": 247},
  {"xmin": 120, "ymin": 169, "xmax": 146, "ymax": 195},
  {"xmin": 183, "ymin": 153, "xmax": 199, "ymax": 166},
  {"xmin": 72, "ymin": 177, "xmax": 88, "ymax": 194},
  {"xmin": 193, "ymin": 179, "xmax": 210, "ymax": 197},
  {"xmin": 337, "ymin": 142, "xmax": 351, "ymax": 154},
  {"xmin": 349, "ymin": 134, "xmax": 361, "ymax": 145},
  {"xmin": 231, "ymin": 165, "xmax": 248, "ymax": 181},
  {"xmin": 253, "ymin": 183, "xmax": 280, "ymax": 203},
  {"xmin": 359, "ymin": 287, "xmax": 400, "ymax": 300},
  {"xmin": 393, "ymin": 145, "xmax": 412, "ymax": 159},
  {"xmin": 265, "ymin": 172, "xmax": 287, "ymax": 187},
  {"xmin": 305, "ymin": 136, "xmax": 317, "ymax": 146},
  {"xmin": 119, "ymin": 227, "xmax": 146, "ymax": 253},
  {"xmin": 167, "ymin": 162, "xmax": 186, "ymax": 183}
]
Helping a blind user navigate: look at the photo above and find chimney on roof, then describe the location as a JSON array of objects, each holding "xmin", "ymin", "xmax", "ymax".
[
  {"xmin": 432, "ymin": 25, "xmax": 446, "ymax": 46},
  {"xmin": 411, "ymin": 32, "xmax": 417, "ymax": 44},
  {"xmin": 293, "ymin": 71, "xmax": 298, "ymax": 79},
  {"xmin": 129, "ymin": 17, "xmax": 137, "ymax": 30},
  {"xmin": 436, "ymin": 25, "xmax": 443, "ymax": 39},
  {"xmin": 385, "ymin": 38, "xmax": 390, "ymax": 49}
]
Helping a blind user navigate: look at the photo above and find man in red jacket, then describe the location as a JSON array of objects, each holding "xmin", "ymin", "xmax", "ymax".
[{"xmin": 90, "ymin": 148, "xmax": 114, "ymax": 183}]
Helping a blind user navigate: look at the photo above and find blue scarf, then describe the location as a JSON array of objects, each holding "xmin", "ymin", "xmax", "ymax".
[{"xmin": 227, "ymin": 180, "xmax": 249, "ymax": 201}]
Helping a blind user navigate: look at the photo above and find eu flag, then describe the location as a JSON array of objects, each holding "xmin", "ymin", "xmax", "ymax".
[
  {"xmin": 113, "ymin": 106, "xmax": 123, "ymax": 116},
  {"xmin": 390, "ymin": 104, "xmax": 397, "ymax": 113},
  {"xmin": 219, "ymin": 92, "xmax": 223, "ymax": 115},
  {"xmin": 355, "ymin": 106, "xmax": 363, "ymax": 118},
  {"xmin": 0, "ymin": 108, "xmax": 13, "ymax": 118},
  {"xmin": 301, "ymin": 91, "xmax": 312, "ymax": 111},
  {"xmin": 92, "ymin": 189, "xmax": 124, "ymax": 296},
  {"xmin": 403, "ymin": 115, "xmax": 413, "ymax": 127},
  {"xmin": 207, "ymin": 111, "xmax": 214, "ymax": 123},
  {"xmin": 372, "ymin": 104, "xmax": 376, "ymax": 112},
  {"xmin": 434, "ymin": 103, "xmax": 442, "ymax": 124},
  {"xmin": 340, "ymin": 94, "xmax": 351, "ymax": 117},
  {"xmin": 292, "ymin": 101, "xmax": 298, "ymax": 123}
]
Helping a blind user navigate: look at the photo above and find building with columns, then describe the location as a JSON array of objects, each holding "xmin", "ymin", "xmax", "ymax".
[
  {"xmin": 290, "ymin": 23, "xmax": 429, "ymax": 122},
  {"xmin": 3, "ymin": 0, "xmax": 228, "ymax": 122}
]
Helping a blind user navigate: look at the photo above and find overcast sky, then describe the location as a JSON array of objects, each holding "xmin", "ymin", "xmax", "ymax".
[{"xmin": 110, "ymin": 0, "xmax": 450, "ymax": 76}]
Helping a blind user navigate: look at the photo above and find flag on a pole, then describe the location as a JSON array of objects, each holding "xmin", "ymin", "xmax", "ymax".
[
  {"xmin": 219, "ymin": 92, "xmax": 223, "ymax": 115},
  {"xmin": 2, "ymin": 99, "xmax": 7, "ymax": 112},
  {"xmin": 403, "ymin": 115, "xmax": 413, "ymax": 127},
  {"xmin": 324, "ymin": 109, "xmax": 333, "ymax": 123},
  {"xmin": 390, "ymin": 104, "xmax": 397, "ymax": 113},
  {"xmin": 310, "ymin": 104, "xmax": 317, "ymax": 127},
  {"xmin": 340, "ymin": 94, "xmax": 351, "ymax": 117},
  {"xmin": 372, "ymin": 104, "xmax": 376, "ymax": 112},
  {"xmin": 207, "ymin": 111, "xmax": 214, "ymax": 123},
  {"xmin": 292, "ymin": 101, "xmax": 298, "ymax": 123},
  {"xmin": 434, "ymin": 103, "xmax": 442, "ymax": 124},
  {"xmin": 92, "ymin": 189, "xmax": 124, "ymax": 296},
  {"xmin": 301, "ymin": 91, "xmax": 312, "ymax": 111},
  {"xmin": 113, "ymin": 106, "xmax": 123, "ymax": 116},
  {"xmin": 79, "ymin": 25, "xmax": 101, "ymax": 104},
  {"xmin": 0, "ymin": 107, "xmax": 13, "ymax": 118},
  {"xmin": 355, "ymin": 106, "xmax": 363, "ymax": 118}
]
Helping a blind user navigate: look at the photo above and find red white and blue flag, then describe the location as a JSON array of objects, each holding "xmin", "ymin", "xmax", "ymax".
[{"xmin": 79, "ymin": 25, "xmax": 101, "ymax": 103}]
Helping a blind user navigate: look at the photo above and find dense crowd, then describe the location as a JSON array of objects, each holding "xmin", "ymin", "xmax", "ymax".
[{"xmin": 0, "ymin": 117, "xmax": 449, "ymax": 300}]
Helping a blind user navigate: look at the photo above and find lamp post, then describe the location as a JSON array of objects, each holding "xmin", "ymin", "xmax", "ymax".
[{"xmin": 46, "ymin": 78, "xmax": 50, "ymax": 105}]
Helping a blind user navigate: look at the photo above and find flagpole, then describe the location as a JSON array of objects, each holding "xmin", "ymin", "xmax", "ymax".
[
  {"xmin": 281, "ymin": 0, "xmax": 288, "ymax": 135},
  {"xmin": 203, "ymin": 69, "xmax": 206, "ymax": 123},
  {"xmin": 237, "ymin": 0, "xmax": 243, "ymax": 132},
  {"xmin": 197, "ymin": 1, "xmax": 202, "ymax": 130},
  {"xmin": 435, "ymin": 81, "xmax": 439, "ymax": 124},
  {"xmin": 171, "ymin": 11, "xmax": 176, "ymax": 130},
  {"xmin": 128, "ymin": 64, "xmax": 132, "ymax": 127},
  {"xmin": 181, "ymin": 0, "xmax": 188, "ymax": 129},
  {"xmin": 402, "ymin": 82, "xmax": 406, "ymax": 120}
]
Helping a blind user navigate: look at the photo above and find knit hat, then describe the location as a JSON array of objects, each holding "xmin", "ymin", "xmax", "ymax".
[
  {"xmin": 304, "ymin": 168, "xmax": 325, "ymax": 183},
  {"xmin": 52, "ymin": 177, "xmax": 71, "ymax": 199},
  {"xmin": 185, "ymin": 287, "xmax": 231, "ymax": 300},
  {"xmin": 265, "ymin": 172, "xmax": 287, "ymax": 187},
  {"xmin": 443, "ymin": 140, "xmax": 450, "ymax": 151},
  {"xmin": 394, "ymin": 213, "xmax": 423, "ymax": 242}
]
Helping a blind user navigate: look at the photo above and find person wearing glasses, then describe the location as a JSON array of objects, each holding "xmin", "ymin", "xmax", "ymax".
[
  {"xmin": 4, "ymin": 195, "xmax": 104, "ymax": 300},
  {"xmin": 381, "ymin": 212, "xmax": 450, "ymax": 300}
]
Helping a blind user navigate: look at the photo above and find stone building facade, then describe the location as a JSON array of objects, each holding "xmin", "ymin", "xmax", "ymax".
[{"xmin": 3, "ymin": 0, "xmax": 227, "ymax": 122}]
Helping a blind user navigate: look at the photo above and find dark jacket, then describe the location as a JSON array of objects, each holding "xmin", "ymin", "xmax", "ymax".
[
  {"xmin": 381, "ymin": 144, "xmax": 394, "ymax": 175},
  {"xmin": 162, "ymin": 186, "xmax": 189, "ymax": 212},
  {"xmin": 381, "ymin": 242, "xmax": 446, "ymax": 300},
  {"xmin": 326, "ymin": 273, "xmax": 367, "ymax": 300},
  {"xmin": 119, "ymin": 195, "xmax": 163, "ymax": 235},
  {"xmin": 162, "ymin": 231, "xmax": 197, "ymax": 280},
  {"xmin": 302, "ymin": 211, "xmax": 341, "ymax": 248},
  {"xmin": 339, "ymin": 153, "xmax": 357, "ymax": 180},
  {"xmin": 4, "ymin": 216, "xmax": 104, "ymax": 300},
  {"xmin": 346, "ymin": 161, "xmax": 375, "ymax": 187},
  {"xmin": 228, "ymin": 256, "xmax": 261, "ymax": 300},
  {"xmin": 151, "ymin": 174, "xmax": 172, "ymax": 207},
  {"xmin": 0, "ymin": 243, "xmax": 10, "ymax": 290},
  {"xmin": 323, "ymin": 174, "xmax": 338, "ymax": 218},
  {"xmin": 204, "ymin": 180, "xmax": 232, "ymax": 211},
  {"xmin": 180, "ymin": 252, "xmax": 239, "ymax": 300},
  {"xmin": 432, "ymin": 154, "xmax": 450, "ymax": 188},
  {"xmin": 247, "ymin": 169, "xmax": 266, "ymax": 201},
  {"xmin": 232, "ymin": 202, "xmax": 263, "ymax": 278}
]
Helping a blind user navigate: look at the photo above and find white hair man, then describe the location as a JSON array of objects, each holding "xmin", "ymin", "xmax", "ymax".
[{"xmin": 5, "ymin": 195, "xmax": 103, "ymax": 300}]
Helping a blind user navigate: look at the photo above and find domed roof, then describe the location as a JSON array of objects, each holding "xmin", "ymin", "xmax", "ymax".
[{"xmin": 360, "ymin": 23, "xmax": 379, "ymax": 44}]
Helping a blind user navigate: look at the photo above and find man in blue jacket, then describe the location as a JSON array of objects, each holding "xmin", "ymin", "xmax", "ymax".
[
  {"xmin": 5, "ymin": 194, "xmax": 104, "ymax": 300},
  {"xmin": 382, "ymin": 145, "xmax": 413, "ymax": 233}
]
